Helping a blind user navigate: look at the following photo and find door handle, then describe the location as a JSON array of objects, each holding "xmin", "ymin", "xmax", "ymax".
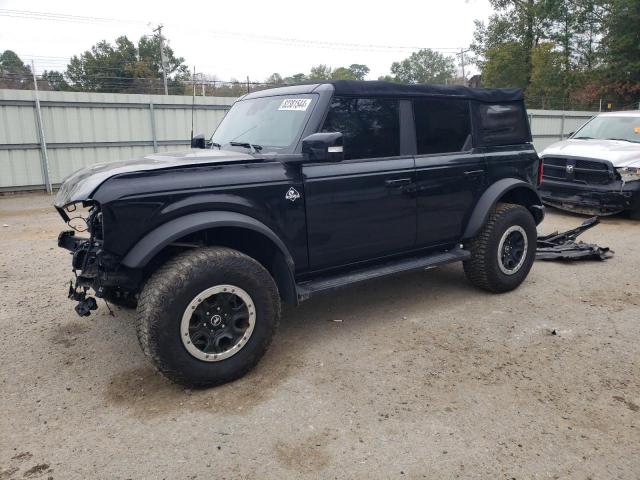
[
  {"xmin": 385, "ymin": 178, "xmax": 412, "ymax": 187},
  {"xmin": 464, "ymin": 169, "xmax": 484, "ymax": 176}
]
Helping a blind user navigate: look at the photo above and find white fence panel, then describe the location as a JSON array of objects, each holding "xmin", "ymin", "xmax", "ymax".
[{"xmin": 528, "ymin": 109, "xmax": 595, "ymax": 151}]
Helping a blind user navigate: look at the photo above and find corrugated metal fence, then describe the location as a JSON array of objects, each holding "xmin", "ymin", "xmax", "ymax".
[
  {"xmin": 0, "ymin": 89, "xmax": 234, "ymax": 191},
  {"xmin": 0, "ymin": 89, "xmax": 596, "ymax": 192},
  {"xmin": 527, "ymin": 109, "xmax": 596, "ymax": 151}
]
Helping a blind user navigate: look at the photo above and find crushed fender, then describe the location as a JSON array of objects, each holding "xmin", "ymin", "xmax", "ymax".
[{"xmin": 536, "ymin": 217, "xmax": 613, "ymax": 261}]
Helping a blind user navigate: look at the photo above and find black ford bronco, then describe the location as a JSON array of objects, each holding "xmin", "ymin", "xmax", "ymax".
[{"xmin": 55, "ymin": 80, "xmax": 544, "ymax": 387}]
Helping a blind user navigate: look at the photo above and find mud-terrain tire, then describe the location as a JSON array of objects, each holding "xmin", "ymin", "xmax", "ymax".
[
  {"xmin": 463, "ymin": 202, "xmax": 537, "ymax": 293},
  {"xmin": 102, "ymin": 287, "xmax": 138, "ymax": 309},
  {"xmin": 136, "ymin": 247, "xmax": 280, "ymax": 388}
]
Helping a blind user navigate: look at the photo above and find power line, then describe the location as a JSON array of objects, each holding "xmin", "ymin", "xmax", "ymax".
[{"xmin": 0, "ymin": 8, "xmax": 465, "ymax": 53}]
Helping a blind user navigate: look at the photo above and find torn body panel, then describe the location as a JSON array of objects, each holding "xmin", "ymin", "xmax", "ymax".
[{"xmin": 536, "ymin": 217, "xmax": 613, "ymax": 261}]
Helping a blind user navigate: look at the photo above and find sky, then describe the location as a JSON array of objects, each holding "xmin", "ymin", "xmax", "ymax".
[{"xmin": 0, "ymin": 0, "xmax": 493, "ymax": 82}]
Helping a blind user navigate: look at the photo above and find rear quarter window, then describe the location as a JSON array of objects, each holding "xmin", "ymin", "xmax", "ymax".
[{"xmin": 474, "ymin": 102, "xmax": 530, "ymax": 146}]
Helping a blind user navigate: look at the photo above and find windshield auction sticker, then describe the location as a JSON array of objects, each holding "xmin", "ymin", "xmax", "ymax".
[{"xmin": 278, "ymin": 98, "xmax": 312, "ymax": 111}]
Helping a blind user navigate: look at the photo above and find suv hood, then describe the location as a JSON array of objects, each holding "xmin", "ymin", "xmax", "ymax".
[
  {"xmin": 541, "ymin": 139, "xmax": 640, "ymax": 167},
  {"xmin": 54, "ymin": 148, "xmax": 256, "ymax": 207}
]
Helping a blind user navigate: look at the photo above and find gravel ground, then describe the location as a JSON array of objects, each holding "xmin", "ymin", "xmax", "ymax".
[{"xmin": 0, "ymin": 193, "xmax": 639, "ymax": 480}]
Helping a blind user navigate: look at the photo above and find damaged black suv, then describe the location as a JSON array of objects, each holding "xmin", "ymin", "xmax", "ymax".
[{"xmin": 55, "ymin": 80, "xmax": 544, "ymax": 387}]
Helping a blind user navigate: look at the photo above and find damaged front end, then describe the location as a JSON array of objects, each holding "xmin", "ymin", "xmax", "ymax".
[
  {"xmin": 57, "ymin": 201, "xmax": 105, "ymax": 316},
  {"xmin": 56, "ymin": 201, "xmax": 137, "ymax": 316},
  {"xmin": 539, "ymin": 156, "xmax": 640, "ymax": 216}
]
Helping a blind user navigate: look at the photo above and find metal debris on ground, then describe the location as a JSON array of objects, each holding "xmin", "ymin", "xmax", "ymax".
[{"xmin": 536, "ymin": 217, "xmax": 613, "ymax": 261}]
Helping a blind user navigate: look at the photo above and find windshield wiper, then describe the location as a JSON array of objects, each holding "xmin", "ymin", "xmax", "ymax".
[
  {"xmin": 208, "ymin": 141, "xmax": 222, "ymax": 149},
  {"xmin": 573, "ymin": 136, "xmax": 594, "ymax": 139},
  {"xmin": 606, "ymin": 138, "xmax": 639, "ymax": 143},
  {"xmin": 229, "ymin": 141, "xmax": 263, "ymax": 153}
]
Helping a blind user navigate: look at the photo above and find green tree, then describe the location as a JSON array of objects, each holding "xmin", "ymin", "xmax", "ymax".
[
  {"xmin": 389, "ymin": 49, "xmax": 456, "ymax": 84},
  {"xmin": 65, "ymin": 35, "xmax": 189, "ymax": 94},
  {"xmin": 472, "ymin": 0, "xmax": 549, "ymax": 89},
  {"xmin": 308, "ymin": 64, "xmax": 333, "ymax": 80},
  {"xmin": 283, "ymin": 73, "xmax": 307, "ymax": 84},
  {"xmin": 600, "ymin": 0, "xmax": 640, "ymax": 102},
  {"xmin": 0, "ymin": 50, "xmax": 32, "ymax": 89},
  {"xmin": 331, "ymin": 66, "xmax": 357, "ymax": 80},
  {"xmin": 528, "ymin": 43, "xmax": 566, "ymax": 107},
  {"xmin": 41, "ymin": 70, "xmax": 71, "ymax": 91},
  {"xmin": 346, "ymin": 64, "xmax": 370, "ymax": 80},
  {"xmin": 482, "ymin": 42, "xmax": 529, "ymax": 87},
  {"xmin": 266, "ymin": 73, "xmax": 283, "ymax": 85}
]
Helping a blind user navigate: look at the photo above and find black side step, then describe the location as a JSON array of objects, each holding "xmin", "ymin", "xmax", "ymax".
[{"xmin": 296, "ymin": 248, "xmax": 470, "ymax": 302}]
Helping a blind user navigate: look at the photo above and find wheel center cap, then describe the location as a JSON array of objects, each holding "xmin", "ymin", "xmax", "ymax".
[{"xmin": 210, "ymin": 314, "xmax": 223, "ymax": 327}]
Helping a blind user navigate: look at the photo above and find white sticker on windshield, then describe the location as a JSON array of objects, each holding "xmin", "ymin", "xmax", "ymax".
[{"xmin": 278, "ymin": 98, "xmax": 312, "ymax": 111}]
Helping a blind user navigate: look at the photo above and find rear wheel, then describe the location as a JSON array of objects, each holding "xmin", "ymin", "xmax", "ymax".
[
  {"xmin": 136, "ymin": 247, "xmax": 280, "ymax": 388},
  {"xmin": 463, "ymin": 203, "xmax": 537, "ymax": 293}
]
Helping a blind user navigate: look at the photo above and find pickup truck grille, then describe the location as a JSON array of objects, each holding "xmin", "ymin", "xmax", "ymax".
[{"xmin": 543, "ymin": 156, "xmax": 614, "ymax": 185}]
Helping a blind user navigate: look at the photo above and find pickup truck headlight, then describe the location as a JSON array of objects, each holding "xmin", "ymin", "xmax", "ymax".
[{"xmin": 617, "ymin": 167, "xmax": 640, "ymax": 183}]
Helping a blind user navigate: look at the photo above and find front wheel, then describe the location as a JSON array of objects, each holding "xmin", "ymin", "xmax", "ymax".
[
  {"xmin": 463, "ymin": 203, "xmax": 537, "ymax": 293},
  {"xmin": 136, "ymin": 247, "xmax": 280, "ymax": 388}
]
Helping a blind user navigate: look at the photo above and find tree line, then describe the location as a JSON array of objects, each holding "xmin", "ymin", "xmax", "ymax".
[
  {"xmin": 0, "ymin": 39, "xmax": 457, "ymax": 97},
  {"xmin": 472, "ymin": 0, "xmax": 639, "ymax": 109}
]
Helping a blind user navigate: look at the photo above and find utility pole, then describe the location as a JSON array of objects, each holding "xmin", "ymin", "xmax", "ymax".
[
  {"xmin": 31, "ymin": 60, "xmax": 52, "ymax": 194},
  {"xmin": 153, "ymin": 25, "xmax": 169, "ymax": 95},
  {"xmin": 191, "ymin": 65, "xmax": 196, "ymax": 142},
  {"xmin": 457, "ymin": 48, "xmax": 471, "ymax": 86}
]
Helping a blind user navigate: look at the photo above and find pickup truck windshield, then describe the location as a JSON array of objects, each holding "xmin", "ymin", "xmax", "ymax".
[
  {"xmin": 211, "ymin": 94, "xmax": 317, "ymax": 151},
  {"xmin": 574, "ymin": 115, "xmax": 640, "ymax": 143}
]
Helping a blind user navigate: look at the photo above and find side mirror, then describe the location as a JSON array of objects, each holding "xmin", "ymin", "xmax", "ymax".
[
  {"xmin": 302, "ymin": 132, "xmax": 344, "ymax": 162},
  {"xmin": 567, "ymin": 131, "xmax": 575, "ymax": 138},
  {"xmin": 191, "ymin": 134, "xmax": 206, "ymax": 149}
]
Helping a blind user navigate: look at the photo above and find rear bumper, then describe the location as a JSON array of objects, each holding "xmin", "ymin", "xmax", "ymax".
[{"xmin": 539, "ymin": 179, "xmax": 640, "ymax": 215}]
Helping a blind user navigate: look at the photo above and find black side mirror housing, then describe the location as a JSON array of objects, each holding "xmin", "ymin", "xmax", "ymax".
[
  {"xmin": 302, "ymin": 132, "xmax": 344, "ymax": 162},
  {"xmin": 191, "ymin": 134, "xmax": 206, "ymax": 149}
]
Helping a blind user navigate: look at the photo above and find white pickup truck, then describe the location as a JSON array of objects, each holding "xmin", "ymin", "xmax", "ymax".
[{"xmin": 538, "ymin": 111, "xmax": 640, "ymax": 218}]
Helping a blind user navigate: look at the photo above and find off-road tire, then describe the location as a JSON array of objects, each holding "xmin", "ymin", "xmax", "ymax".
[
  {"xmin": 136, "ymin": 247, "xmax": 280, "ymax": 388},
  {"xmin": 463, "ymin": 202, "xmax": 537, "ymax": 293},
  {"xmin": 102, "ymin": 287, "xmax": 138, "ymax": 309}
]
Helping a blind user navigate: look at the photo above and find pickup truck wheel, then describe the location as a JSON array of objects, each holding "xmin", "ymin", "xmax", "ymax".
[
  {"xmin": 136, "ymin": 247, "xmax": 280, "ymax": 388},
  {"xmin": 463, "ymin": 203, "xmax": 536, "ymax": 293}
]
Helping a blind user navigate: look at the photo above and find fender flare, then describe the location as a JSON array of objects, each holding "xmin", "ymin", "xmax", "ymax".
[
  {"xmin": 462, "ymin": 178, "xmax": 544, "ymax": 240},
  {"xmin": 120, "ymin": 211, "xmax": 297, "ymax": 300}
]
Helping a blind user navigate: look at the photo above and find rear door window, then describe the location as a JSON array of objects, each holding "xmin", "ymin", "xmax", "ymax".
[
  {"xmin": 321, "ymin": 97, "xmax": 400, "ymax": 160},
  {"xmin": 413, "ymin": 98, "xmax": 471, "ymax": 154}
]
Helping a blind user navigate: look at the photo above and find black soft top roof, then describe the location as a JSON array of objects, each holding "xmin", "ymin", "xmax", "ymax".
[
  {"xmin": 243, "ymin": 80, "xmax": 523, "ymax": 103},
  {"xmin": 326, "ymin": 80, "xmax": 523, "ymax": 102}
]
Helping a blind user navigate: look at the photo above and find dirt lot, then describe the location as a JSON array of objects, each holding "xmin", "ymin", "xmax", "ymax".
[{"xmin": 0, "ymin": 193, "xmax": 638, "ymax": 479}]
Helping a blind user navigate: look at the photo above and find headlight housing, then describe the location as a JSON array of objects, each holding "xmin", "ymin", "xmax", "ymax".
[
  {"xmin": 59, "ymin": 201, "xmax": 96, "ymax": 232},
  {"xmin": 617, "ymin": 167, "xmax": 640, "ymax": 183}
]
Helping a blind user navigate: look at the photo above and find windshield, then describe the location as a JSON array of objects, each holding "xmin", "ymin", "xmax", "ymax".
[
  {"xmin": 573, "ymin": 115, "xmax": 640, "ymax": 143},
  {"xmin": 211, "ymin": 94, "xmax": 317, "ymax": 152}
]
